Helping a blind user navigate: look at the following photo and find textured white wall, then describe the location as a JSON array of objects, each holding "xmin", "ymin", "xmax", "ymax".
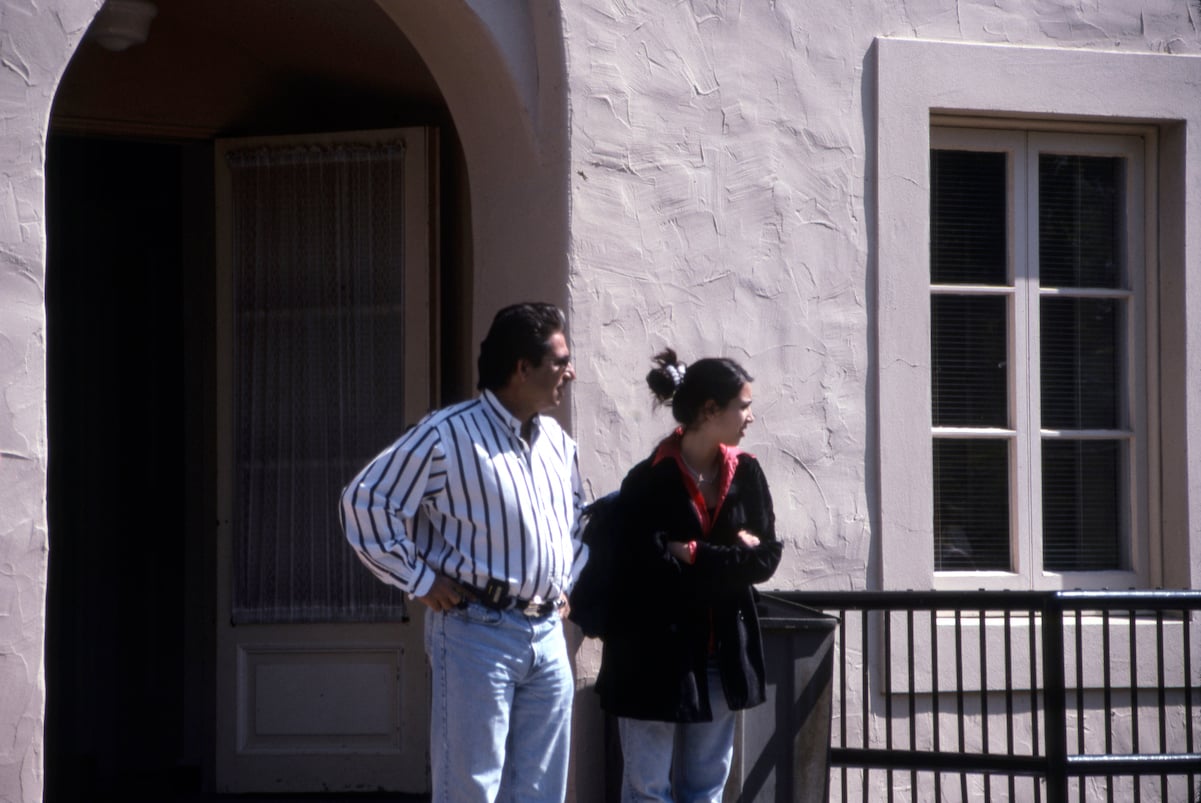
[
  {"xmin": 561, "ymin": 0, "xmax": 1201, "ymax": 594},
  {"xmin": 560, "ymin": 3, "xmax": 1201, "ymax": 798},
  {"xmin": 372, "ymin": 0, "xmax": 572, "ymax": 360},
  {"xmin": 564, "ymin": 0, "xmax": 874, "ymax": 594},
  {"xmin": 0, "ymin": 1, "xmax": 101, "ymax": 799}
]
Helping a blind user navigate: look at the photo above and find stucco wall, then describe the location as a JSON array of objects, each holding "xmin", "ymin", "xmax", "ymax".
[
  {"xmin": 375, "ymin": 0, "xmax": 573, "ymax": 345},
  {"xmin": 562, "ymin": 0, "xmax": 1201, "ymax": 593},
  {"xmin": 0, "ymin": 1, "xmax": 99, "ymax": 800},
  {"xmin": 561, "ymin": 3, "xmax": 1201, "ymax": 798}
]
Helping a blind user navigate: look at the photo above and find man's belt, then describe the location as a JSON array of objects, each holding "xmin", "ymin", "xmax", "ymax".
[{"xmin": 462, "ymin": 579, "xmax": 561, "ymax": 618}]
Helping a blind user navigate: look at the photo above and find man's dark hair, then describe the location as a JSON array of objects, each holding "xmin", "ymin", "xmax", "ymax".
[{"xmin": 477, "ymin": 302, "xmax": 567, "ymax": 391}]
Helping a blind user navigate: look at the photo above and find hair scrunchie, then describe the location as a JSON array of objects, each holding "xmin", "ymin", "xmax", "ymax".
[{"xmin": 666, "ymin": 363, "xmax": 687, "ymax": 387}]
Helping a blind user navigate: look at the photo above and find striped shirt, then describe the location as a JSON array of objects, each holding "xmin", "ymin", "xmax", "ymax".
[{"xmin": 340, "ymin": 390, "xmax": 587, "ymax": 602}]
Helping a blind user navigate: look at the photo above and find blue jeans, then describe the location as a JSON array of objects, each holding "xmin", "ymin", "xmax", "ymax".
[
  {"xmin": 425, "ymin": 602, "xmax": 574, "ymax": 803},
  {"xmin": 618, "ymin": 665, "xmax": 736, "ymax": 803}
]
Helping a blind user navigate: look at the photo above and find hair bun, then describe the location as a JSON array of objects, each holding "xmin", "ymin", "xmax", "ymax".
[
  {"xmin": 646, "ymin": 348, "xmax": 685, "ymax": 404},
  {"xmin": 648, "ymin": 352, "xmax": 754, "ymax": 427}
]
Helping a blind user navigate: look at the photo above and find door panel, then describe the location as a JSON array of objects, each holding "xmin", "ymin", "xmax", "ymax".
[
  {"xmin": 218, "ymin": 617, "xmax": 429, "ymax": 791},
  {"xmin": 215, "ymin": 128, "xmax": 435, "ymax": 793},
  {"xmin": 239, "ymin": 642, "xmax": 402, "ymax": 752}
]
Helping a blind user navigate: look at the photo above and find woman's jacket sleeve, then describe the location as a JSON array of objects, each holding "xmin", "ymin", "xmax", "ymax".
[{"xmin": 689, "ymin": 457, "xmax": 781, "ymax": 592}]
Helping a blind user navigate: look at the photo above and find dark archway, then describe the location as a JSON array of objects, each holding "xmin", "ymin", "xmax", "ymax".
[{"xmin": 44, "ymin": 2, "xmax": 466, "ymax": 798}]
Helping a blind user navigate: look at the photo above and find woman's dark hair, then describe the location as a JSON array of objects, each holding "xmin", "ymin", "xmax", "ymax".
[
  {"xmin": 477, "ymin": 302, "xmax": 567, "ymax": 391},
  {"xmin": 646, "ymin": 348, "xmax": 753, "ymax": 427}
]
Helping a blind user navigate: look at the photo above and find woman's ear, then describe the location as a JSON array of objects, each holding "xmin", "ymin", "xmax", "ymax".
[{"xmin": 699, "ymin": 399, "xmax": 720, "ymax": 422}]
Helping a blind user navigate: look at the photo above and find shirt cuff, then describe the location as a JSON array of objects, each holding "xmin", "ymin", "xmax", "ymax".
[
  {"xmin": 409, "ymin": 563, "xmax": 436, "ymax": 598},
  {"xmin": 687, "ymin": 540, "xmax": 698, "ymax": 565}
]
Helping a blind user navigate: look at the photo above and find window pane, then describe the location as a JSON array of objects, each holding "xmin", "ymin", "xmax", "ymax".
[
  {"xmin": 1040, "ymin": 297, "xmax": 1120, "ymax": 430},
  {"xmin": 932, "ymin": 295, "xmax": 1007, "ymax": 427},
  {"xmin": 1042, "ymin": 440, "xmax": 1121, "ymax": 570},
  {"xmin": 229, "ymin": 143, "xmax": 412, "ymax": 624},
  {"xmin": 1039, "ymin": 154, "xmax": 1124, "ymax": 289},
  {"xmin": 934, "ymin": 439, "xmax": 1011, "ymax": 570},
  {"xmin": 931, "ymin": 150, "xmax": 1008, "ymax": 285}
]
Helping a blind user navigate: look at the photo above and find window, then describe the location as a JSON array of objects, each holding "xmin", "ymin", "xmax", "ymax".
[
  {"xmin": 929, "ymin": 128, "xmax": 1147, "ymax": 589},
  {"xmin": 217, "ymin": 130, "xmax": 435, "ymax": 623},
  {"xmin": 875, "ymin": 39, "xmax": 1201, "ymax": 593}
]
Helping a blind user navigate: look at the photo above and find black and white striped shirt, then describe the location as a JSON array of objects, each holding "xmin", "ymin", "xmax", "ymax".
[{"xmin": 341, "ymin": 390, "xmax": 587, "ymax": 602}]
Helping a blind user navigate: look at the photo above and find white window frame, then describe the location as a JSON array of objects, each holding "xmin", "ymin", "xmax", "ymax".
[
  {"xmin": 875, "ymin": 38, "xmax": 1201, "ymax": 593},
  {"xmin": 930, "ymin": 126, "xmax": 1149, "ymax": 590}
]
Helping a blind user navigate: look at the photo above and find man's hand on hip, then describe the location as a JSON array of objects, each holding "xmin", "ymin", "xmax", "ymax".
[{"xmin": 417, "ymin": 574, "xmax": 469, "ymax": 612}]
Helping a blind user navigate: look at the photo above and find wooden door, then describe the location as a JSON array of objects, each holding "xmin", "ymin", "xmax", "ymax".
[{"xmin": 214, "ymin": 128, "xmax": 436, "ymax": 793}]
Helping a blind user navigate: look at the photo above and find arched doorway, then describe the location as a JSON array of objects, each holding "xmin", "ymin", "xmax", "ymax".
[{"xmin": 43, "ymin": 1, "xmax": 485, "ymax": 797}]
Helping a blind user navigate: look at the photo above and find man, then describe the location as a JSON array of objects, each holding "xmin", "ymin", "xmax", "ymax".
[{"xmin": 341, "ymin": 302, "xmax": 586, "ymax": 803}]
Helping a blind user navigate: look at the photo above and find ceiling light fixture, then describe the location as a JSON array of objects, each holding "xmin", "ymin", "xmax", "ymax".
[{"xmin": 89, "ymin": 0, "xmax": 158, "ymax": 52}]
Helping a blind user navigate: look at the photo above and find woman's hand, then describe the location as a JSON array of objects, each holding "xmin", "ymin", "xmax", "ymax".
[
  {"xmin": 667, "ymin": 541, "xmax": 693, "ymax": 562},
  {"xmin": 667, "ymin": 532, "xmax": 757, "ymax": 563}
]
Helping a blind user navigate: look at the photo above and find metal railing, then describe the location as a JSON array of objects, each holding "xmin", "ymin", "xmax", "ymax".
[{"xmin": 778, "ymin": 590, "xmax": 1201, "ymax": 802}]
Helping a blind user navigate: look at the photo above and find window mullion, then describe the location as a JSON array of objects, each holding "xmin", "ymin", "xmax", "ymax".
[{"xmin": 1016, "ymin": 136, "xmax": 1040, "ymax": 587}]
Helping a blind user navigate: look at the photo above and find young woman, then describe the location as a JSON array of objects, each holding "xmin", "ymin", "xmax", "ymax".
[{"xmin": 597, "ymin": 349, "xmax": 783, "ymax": 803}]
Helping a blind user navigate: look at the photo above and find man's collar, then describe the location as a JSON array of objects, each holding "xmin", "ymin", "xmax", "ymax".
[{"xmin": 482, "ymin": 389, "xmax": 539, "ymax": 441}]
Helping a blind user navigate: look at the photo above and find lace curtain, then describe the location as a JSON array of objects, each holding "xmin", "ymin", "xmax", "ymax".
[{"xmin": 227, "ymin": 142, "xmax": 412, "ymax": 624}]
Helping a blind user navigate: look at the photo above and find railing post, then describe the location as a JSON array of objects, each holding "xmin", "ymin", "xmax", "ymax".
[{"xmin": 1042, "ymin": 594, "xmax": 1068, "ymax": 803}]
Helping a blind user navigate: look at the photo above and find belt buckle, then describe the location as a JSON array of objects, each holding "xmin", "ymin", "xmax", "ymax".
[{"xmin": 520, "ymin": 597, "xmax": 545, "ymax": 617}]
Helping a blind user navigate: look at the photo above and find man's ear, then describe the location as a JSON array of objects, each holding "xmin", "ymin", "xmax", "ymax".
[{"xmin": 513, "ymin": 358, "xmax": 533, "ymax": 383}]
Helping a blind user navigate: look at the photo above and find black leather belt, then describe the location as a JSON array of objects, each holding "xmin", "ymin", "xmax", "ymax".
[{"xmin": 462, "ymin": 582, "xmax": 561, "ymax": 618}]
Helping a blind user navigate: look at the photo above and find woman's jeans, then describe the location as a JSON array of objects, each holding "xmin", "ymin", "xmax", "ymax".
[
  {"xmin": 425, "ymin": 602, "xmax": 574, "ymax": 803},
  {"xmin": 618, "ymin": 664, "xmax": 736, "ymax": 803}
]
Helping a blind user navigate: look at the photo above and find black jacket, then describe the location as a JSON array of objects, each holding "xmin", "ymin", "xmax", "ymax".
[{"xmin": 596, "ymin": 446, "xmax": 782, "ymax": 722}]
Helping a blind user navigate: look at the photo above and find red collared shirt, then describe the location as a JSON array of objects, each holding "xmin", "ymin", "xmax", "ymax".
[{"xmin": 651, "ymin": 429, "xmax": 743, "ymax": 537}]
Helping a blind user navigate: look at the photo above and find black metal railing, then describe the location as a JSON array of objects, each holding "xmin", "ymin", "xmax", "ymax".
[{"xmin": 778, "ymin": 590, "xmax": 1201, "ymax": 802}]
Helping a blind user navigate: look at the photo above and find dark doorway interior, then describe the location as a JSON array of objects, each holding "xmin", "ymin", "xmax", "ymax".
[
  {"xmin": 44, "ymin": 5, "xmax": 471, "ymax": 795},
  {"xmin": 45, "ymin": 134, "xmax": 216, "ymax": 802},
  {"xmin": 42, "ymin": 131, "xmax": 465, "ymax": 803}
]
